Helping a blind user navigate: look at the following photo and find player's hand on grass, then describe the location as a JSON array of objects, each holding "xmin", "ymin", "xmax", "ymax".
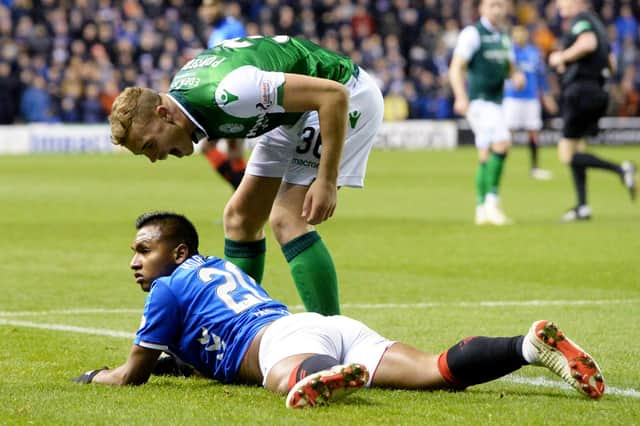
[
  {"xmin": 152, "ymin": 353, "xmax": 195, "ymax": 377},
  {"xmin": 72, "ymin": 367, "xmax": 109, "ymax": 384},
  {"xmin": 302, "ymin": 178, "xmax": 337, "ymax": 225}
]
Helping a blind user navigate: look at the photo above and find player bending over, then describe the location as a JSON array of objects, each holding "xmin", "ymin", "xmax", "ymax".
[
  {"xmin": 109, "ymin": 35, "xmax": 385, "ymax": 316},
  {"xmin": 73, "ymin": 212, "xmax": 605, "ymax": 407}
]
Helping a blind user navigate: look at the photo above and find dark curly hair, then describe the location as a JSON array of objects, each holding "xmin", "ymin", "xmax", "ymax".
[{"xmin": 135, "ymin": 211, "xmax": 199, "ymax": 255}]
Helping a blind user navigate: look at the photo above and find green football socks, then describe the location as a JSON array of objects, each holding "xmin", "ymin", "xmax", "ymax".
[
  {"xmin": 224, "ymin": 238, "xmax": 266, "ymax": 284},
  {"xmin": 282, "ymin": 231, "xmax": 340, "ymax": 315},
  {"xmin": 485, "ymin": 151, "xmax": 507, "ymax": 195},
  {"xmin": 475, "ymin": 161, "xmax": 488, "ymax": 205}
]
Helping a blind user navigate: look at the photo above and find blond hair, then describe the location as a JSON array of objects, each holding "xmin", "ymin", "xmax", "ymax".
[{"xmin": 109, "ymin": 87, "xmax": 161, "ymax": 146}]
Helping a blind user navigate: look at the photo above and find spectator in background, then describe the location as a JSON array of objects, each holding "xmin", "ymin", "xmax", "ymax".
[
  {"xmin": 60, "ymin": 95, "xmax": 81, "ymax": 123},
  {"xmin": 351, "ymin": 3, "xmax": 375, "ymax": 40},
  {"xmin": 1, "ymin": 0, "xmax": 639, "ymax": 124},
  {"xmin": 0, "ymin": 61, "xmax": 18, "ymax": 123},
  {"xmin": 441, "ymin": 19, "xmax": 461, "ymax": 52},
  {"xmin": 616, "ymin": 65, "xmax": 640, "ymax": 116},
  {"xmin": 615, "ymin": 3, "xmax": 637, "ymax": 43},
  {"xmin": 531, "ymin": 20, "xmax": 556, "ymax": 57},
  {"xmin": 402, "ymin": 80, "xmax": 422, "ymax": 118},
  {"xmin": 431, "ymin": 87, "xmax": 453, "ymax": 119},
  {"xmin": 59, "ymin": 69, "xmax": 83, "ymax": 123},
  {"xmin": 100, "ymin": 79, "xmax": 120, "ymax": 116},
  {"xmin": 299, "ymin": 6, "xmax": 318, "ymax": 40},
  {"xmin": 276, "ymin": 5, "xmax": 301, "ymax": 35},
  {"xmin": 618, "ymin": 35, "xmax": 637, "ymax": 72},
  {"xmin": 383, "ymin": 86, "xmax": 409, "ymax": 121},
  {"xmin": 599, "ymin": 1, "xmax": 615, "ymax": 25},
  {"xmin": 200, "ymin": 0, "xmax": 245, "ymax": 46},
  {"xmin": 82, "ymin": 82, "xmax": 106, "ymax": 123},
  {"xmin": 515, "ymin": 0, "xmax": 538, "ymax": 26},
  {"xmin": 20, "ymin": 73, "xmax": 58, "ymax": 123}
]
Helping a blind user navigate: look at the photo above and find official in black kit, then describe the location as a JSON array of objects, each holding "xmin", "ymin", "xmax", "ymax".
[{"xmin": 549, "ymin": 0, "xmax": 636, "ymax": 222}]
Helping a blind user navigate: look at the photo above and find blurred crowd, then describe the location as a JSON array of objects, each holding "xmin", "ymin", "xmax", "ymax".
[{"xmin": 1, "ymin": 0, "xmax": 640, "ymax": 124}]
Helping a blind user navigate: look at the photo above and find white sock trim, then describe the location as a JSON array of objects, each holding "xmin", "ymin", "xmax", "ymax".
[{"xmin": 522, "ymin": 334, "xmax": 539, "ymax": 365}]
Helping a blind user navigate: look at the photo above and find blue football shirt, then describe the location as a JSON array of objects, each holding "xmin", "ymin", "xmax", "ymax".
[
  {"xmin": 134, "ymin": 255, "xmax": 289, "ymax": 383},
  {"xmin": 504, "ymin": 44, "xmax": 549, "ymax": 100}
]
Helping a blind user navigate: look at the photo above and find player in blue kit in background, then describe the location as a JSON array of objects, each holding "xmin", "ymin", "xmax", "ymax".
[
  {"xmin": 198, "ymin": 0, "xmax": 248, "ymax": 190},
  {"xmin": 73, "ymin": 212, "xmax": 605, "ymax": 407},
  {"xmin": 503, "ymin": 26, "xmax": 558, "ymax": 180}
]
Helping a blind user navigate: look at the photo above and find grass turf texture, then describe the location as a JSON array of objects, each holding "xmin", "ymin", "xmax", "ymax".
[{"xmin": 0, "ymin": 146, "xmax": 638, "ymax": 425}]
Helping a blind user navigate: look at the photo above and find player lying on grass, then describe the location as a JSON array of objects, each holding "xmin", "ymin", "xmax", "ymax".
[{"xmin": 73, "ymin": 212, "xmax": 606, "ymax": 407}]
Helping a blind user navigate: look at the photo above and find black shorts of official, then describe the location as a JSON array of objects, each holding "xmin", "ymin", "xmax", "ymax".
[{"xmin": 561, "ymin": 80, "xmax": 608, "ymax": 139}]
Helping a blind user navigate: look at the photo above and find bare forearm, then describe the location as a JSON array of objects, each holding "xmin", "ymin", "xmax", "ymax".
[
  {"xmin": 92, "ymin": 364, "xmax": 149, "ymax": 386},
  {"xmin": 92, "ymin": 365, "xmax": 126, "ymax": 385},
  {"xmin": 316, "ymin": 87, "xmax": 348, "ymax": 183},
  {"xmin": 89, "ymin": 345, "xmax": 158, "ymax": 386},
  {"xmin": 449, "ymin": 62, "xmax": 467, "ymax": 100}
]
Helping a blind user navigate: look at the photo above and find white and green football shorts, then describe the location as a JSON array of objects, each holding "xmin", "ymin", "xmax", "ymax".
[
  {"xmin": 466, "ymin": 99, "xmax": 511, "ymax": 149},
  {"xmin": 246, "ymin": 69, "xmax": 384, "ymax": 188}
]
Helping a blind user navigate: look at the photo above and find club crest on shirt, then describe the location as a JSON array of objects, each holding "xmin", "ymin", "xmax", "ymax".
[
  {"xmin": 216, "ymin": 65, "xmax": 284, "ymax": 119},
  {"xmin": 218, "ymin": 89, "xmax": 238, "ymax": 106}
]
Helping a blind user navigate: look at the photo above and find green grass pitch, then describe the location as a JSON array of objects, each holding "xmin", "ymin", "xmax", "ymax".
[{"xmin": 0, "ymin": 146, "xmax": 639, "ymax": 424}]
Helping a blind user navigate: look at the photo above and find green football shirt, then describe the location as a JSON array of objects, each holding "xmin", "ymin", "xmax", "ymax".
[
  {"xmin": 454, "ymin": 20, "xmax": 512, "ymax": 103},
  {"xmin": 167, "ymin": 36, "xmax": 358, "ymax": 140}
]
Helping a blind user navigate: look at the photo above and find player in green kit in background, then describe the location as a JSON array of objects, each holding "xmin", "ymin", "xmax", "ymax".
[
  {"xmin": 109, "ymin": 36, "xmax": 384, "ymax": 315},
  {"xmin": 449, "ymin": 0, "xmax": 525, "ymax": 225}
]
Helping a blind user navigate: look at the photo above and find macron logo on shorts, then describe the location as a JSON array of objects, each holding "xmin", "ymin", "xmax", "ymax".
[{"xmin": 349, "ymin": 110, "xmax": 362, "ymax": 129}]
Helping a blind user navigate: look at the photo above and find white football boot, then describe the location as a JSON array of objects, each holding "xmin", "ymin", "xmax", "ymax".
[
  {"xmin": 621, "ymin": 161, "xmax": 637, "ymax": 201},
  {"xmin": 484, "ymin": 194, "xmax": 513, "ymax": 225},
  {"xmin": 531, "ymin": 168, "xmax": 553, "ymax": 181},
  {"xmin": 475, "ymin": 204, "xmax": 488, "ymax": 225},
  {"xmin": 523, "ymin": 320, "xmax": 605, "ymax": 399},
  {"xmin": 560, "ymin": 205, "xmax": 591, "ymax": 222}
]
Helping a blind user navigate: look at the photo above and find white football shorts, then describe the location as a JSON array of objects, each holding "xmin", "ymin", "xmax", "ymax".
[
  {"xmin": 258, "ymin": 312, "xmax": 395, "ymax": 387},
  {"xmin": 246, "ymin": 68, "xmax": 384, "ymax": 188},
  {"xmin": 502, "ymin": 97, "xmax": 542, "ymax": 131},
  {"xmin": 466, "ymin": 99, "xmax": 511, "ymax": 149}
]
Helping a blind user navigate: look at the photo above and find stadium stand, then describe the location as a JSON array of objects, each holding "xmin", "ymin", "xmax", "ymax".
[{"xmin": 0, "ymin": 0, "xmax": 638, "ymax": 124}]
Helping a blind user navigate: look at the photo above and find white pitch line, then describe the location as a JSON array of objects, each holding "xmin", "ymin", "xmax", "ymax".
[
  {"xmin": 2, "ymin": 299, "xmax": 636, "ymax": 317},
  {"xmin": 301, "ymin": 298, "xmax": 640, "ymax": 310},
  {"xmin": 0, "ymin": 318, "xmax": 135, "ymax": 339},
  {"xmin": 0, "ymin": 308, "xmax": 141, "ymax": 317},
  {"xmin": 503, "ymin": 375, "xmax": 640, "ymax": 399},
  {"xmin": 1, "ymin": 317, "xmax": 639, "ymax": 399}
]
